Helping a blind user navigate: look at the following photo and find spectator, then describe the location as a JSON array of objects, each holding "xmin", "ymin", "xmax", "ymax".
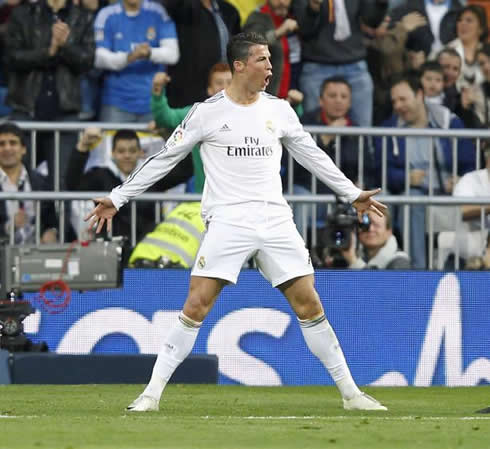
[
  {"xmin": 0, "ymin": 0, "xmax": 22, "ymax": 118},
  {"xmin": 421, "ymin": 59, "xmax": 482, "ymax": 128},
  {"xmin": 437, "ymin": 47, "xmax": 463, "ymax": 111},
  {"xmin": 293, "ymin": 0, "xmax": 388, "ymax": 126},
  {"xmin": 300, "ymin": 76, "xmax": 375, "ymax": 188},
  {"xmin": 366, "ymin": 11, "xmax": 428, "ymax": 124},
  {"xmin": 420, "ymin": 61, "xmax": 445, "ymax": 104},
  {"xmin": 5, "ymin": 0, "xmax": 96, "ymax": 189},
  {"xmin": 462, "ymin": 43, "xmax": 490, "ymax": 128},
  {"xmin": 65, "ymin": 127, "xmax": 190, "ymax": 243},
  {"xmin": 293, "ymin": 76, "xmax": 375, "ymax": 236},
  {"xmin": 0, "ymin": 122, "xmax": 58, "ymax": 244},
  {"xmin": 79, "ymin": 0, "xmax": 103, "ymax": 120},
  {"xmin": 94, "ymin": 0, "xmax": 179, "ymax": 123},
  {"xmin": 452, "ymin": 144, "xmax": 490, "ymax": 265},
  {"xmin": 243, "ymin": 0, "xmax": 301, "ymax": 98},
  {"xmin": 340, "ymin": 209, "xmax": 411, "ymax": 269},
  {"xmin": 162, "ymin": 0, "xmax": 240, "ymax": 107},
  {"xmin": 375, "ymin": 72, "xmax": 476, "ymax": 269},
  {"xmin": 128, "ymin": 201, "xmax": 205, "ymax": 268},
  {"xmin": 390, "ymin": 0, "xmax": 465, "ymax": 57},
  {"xmin": 151, "ymin": 63, "xmax": 232, "ymax": 193},
  {"xmin": 447, "ymin": 5, "xmax": 488, "ymax": 89}
]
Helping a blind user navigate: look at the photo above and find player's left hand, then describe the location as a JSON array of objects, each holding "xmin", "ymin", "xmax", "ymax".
[{"xmin": 352, "ymin": 188, "xmax": 387, "ymax": 218}]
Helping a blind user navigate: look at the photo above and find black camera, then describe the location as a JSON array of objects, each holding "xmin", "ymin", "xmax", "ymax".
[
  {"xmin": 323, "ymin": 202, "xmax": 370, "ymax": 250},
  {"xmin": 0, "ymin": 297, "xmax": 48, "ymax": 352}
]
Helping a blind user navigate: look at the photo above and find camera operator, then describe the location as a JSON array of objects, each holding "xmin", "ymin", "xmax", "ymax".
[{"xmin": 342, "ymin": 209, "xmax": 411, "ymax": 269}]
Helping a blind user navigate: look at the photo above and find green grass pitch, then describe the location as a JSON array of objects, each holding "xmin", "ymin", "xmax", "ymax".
[{"xmin": 1, "ymin": 385, "xmax": 489, "ymax": 449}]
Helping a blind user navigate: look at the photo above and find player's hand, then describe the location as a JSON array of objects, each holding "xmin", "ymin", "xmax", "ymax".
[
  {"xmin": 77, "ymin": 127, "xmax": 102, "ymax": 152},
  {"xmin": 152, "ymin": 72, "xmax": 171, "ymax": 95},
  {"xmin": 84, "ymin": 196, "xmax": 118, "ymax": 234},
  {"xmin": 352, "ymin": 188, "xmax": 387, "ymax": 218}
]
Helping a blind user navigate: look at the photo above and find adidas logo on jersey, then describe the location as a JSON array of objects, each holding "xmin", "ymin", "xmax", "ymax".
[{"xmin": 219, "ymin": 124, "xmax": 231, "ymax": 132}]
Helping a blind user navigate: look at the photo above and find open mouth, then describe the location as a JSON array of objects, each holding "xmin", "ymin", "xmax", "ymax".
[{"xmin": 265, "ymin": 74, "xmax": 272, "ymax": 86}]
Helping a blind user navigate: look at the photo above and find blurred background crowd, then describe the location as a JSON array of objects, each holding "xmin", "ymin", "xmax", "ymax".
[{"xmin": 1, "ymin": 0, "xmax": 490, "ymax": 271}]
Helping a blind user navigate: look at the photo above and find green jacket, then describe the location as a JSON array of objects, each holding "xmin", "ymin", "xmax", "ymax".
[{"xmin": 151, "ymin": 92, "xmax": 205, "ymax": 193}]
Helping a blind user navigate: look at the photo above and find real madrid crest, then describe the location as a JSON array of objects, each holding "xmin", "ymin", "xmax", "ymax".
[
  {"xmin": 198, "ymin": 256, "xmax": 206, "ymax": 269},
  {"xmin": 146, "ymin": 27, "xmax": 156, "ymax": 41},
  {"xmin": 265, "ymin": 120, "xmax": 276, "ymax": 134}
]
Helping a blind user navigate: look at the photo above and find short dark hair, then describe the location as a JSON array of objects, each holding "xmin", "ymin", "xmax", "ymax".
[
  {"xmin": 419, "ymin": 61, "xmax": 444, "ymax": 77},
  {"xmin": 437, "ymin": 47, "xmax": 462, "ymax": 62},
  {"xmin": 226, "ymin": 32, "xmax": 268, "ymax": 73},
  {"xmin": 112, "ymin": 129, "xmax": 140, "ymax": 151},
  {"xmin": 320, "ymin": 76, "xmax": 351, "ymax": 97},
  {"xmin": 390, "ymin": 71, "xmax": 423, "ymax": 94},
  {"xmin": 457, "ymin": 5, "xmax": 488, "ymax": 42},
  {"xmin": 0, "ymin": 121, "xmax": 26, "ymax": 146}
]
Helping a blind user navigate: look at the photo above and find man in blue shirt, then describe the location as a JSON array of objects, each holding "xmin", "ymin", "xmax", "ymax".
[
  {"xmin": 94, "ymin": 0, "xmax": 179, "ymax": 122},
  {"xmin": 374, "ymin": 72, "xmax": 476, "ymax": 269}
]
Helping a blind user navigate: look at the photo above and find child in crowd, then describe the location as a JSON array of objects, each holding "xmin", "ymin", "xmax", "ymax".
[{"xmin": 420, "ymin": 61, "xmax": 445, "ymax": 105}]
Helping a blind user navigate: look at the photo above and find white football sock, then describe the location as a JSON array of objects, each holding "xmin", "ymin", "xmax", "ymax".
[
  {"xmin": 299, "ymin": 315, "xmax": 361, "ymax": 400},
  {"xmin": 142, "ymin": 312, "xmax": 201, "ymax": 401}
]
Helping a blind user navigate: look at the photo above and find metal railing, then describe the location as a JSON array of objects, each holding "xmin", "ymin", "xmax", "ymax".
[{"xmin": 4, "ymin": 122, "xmax": 490, "ymax": 270}]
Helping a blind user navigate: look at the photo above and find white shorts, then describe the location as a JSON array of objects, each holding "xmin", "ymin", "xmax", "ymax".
[{"xmin": 191, "ymin": 203, "xmax": 314, "ymax": 287}]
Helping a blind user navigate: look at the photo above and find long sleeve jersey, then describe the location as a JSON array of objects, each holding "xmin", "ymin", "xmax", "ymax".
[{"xmin": 110, "ymin": 90, "xmax": 361, "ymax": 219}]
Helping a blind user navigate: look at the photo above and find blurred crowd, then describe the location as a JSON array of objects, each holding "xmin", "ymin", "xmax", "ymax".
[{"xmin": 0, "ymin": 0, "xmax": 490, "ymax": 271}]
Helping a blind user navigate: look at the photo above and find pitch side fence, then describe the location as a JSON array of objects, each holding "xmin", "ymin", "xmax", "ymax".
[{"xmin": 3, "ymin": 122, "xmax": 490, "ymax": 270}]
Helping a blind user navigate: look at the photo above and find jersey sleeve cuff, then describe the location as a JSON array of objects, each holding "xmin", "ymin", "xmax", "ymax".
[{"xmin": 109, "ymin": 190, "xmax": 126, "ymax": 211}]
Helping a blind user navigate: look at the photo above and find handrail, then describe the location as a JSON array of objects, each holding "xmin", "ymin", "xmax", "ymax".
[
  {"xmin": 1, "ymin": 191, "xmax": 490, "ymax": 205},
  {"xmin": 14, "ymin": 121, "xmax": 490, "ymax": 138}
]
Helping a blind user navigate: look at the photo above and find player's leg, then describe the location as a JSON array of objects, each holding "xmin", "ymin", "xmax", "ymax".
[
  {"xmin": 128, "ymin": 210, "xmax": 255, "ymax": 411},
  {"xmin": 279, "ymin": 274, "xmax": 387, "ymax": 411},
  {"xmin": 127, "ymin": 276, "xmax": 225, "ymax": 412}
]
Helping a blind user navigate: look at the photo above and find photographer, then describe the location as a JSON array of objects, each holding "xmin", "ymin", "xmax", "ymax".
[{"xmin": 342, "ymin": 209, "xmax": 411, "ymax": 269}]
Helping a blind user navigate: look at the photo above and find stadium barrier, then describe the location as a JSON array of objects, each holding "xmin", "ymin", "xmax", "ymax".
[
  {"xmin": 16, "ymin": 269, "xmax": 490, "ymax": 387},
  {"xmin": 6, "ymin": 122, "xmax": 490, "ymax": 269},
  {"xmin": 5, "ymin": 353, "xmax": 218, "ymax": 385}
]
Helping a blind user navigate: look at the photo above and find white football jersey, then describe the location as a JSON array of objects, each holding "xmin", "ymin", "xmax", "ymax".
[{"xmin": 110, "ymin": 90, "xmax": 361, "ymax": 218}]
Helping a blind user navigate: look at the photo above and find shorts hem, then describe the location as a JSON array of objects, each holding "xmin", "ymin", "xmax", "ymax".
[
  {"xmin": 271, "ymin": 269, "xmax": 314, "ymax": 288},
  {"xmin": 190, "ymin": 270, "xmax": 238, "ymax": 285}
]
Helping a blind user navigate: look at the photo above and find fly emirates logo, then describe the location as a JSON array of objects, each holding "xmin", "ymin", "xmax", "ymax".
[{"xmin": 227, "ymin": 136, "xmax": 273, "ymax": 158}]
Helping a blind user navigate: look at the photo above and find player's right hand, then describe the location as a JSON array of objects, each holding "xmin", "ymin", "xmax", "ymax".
[{"xmin": 84, "ymin": 196, "xmax": 117, "ymax": 234}]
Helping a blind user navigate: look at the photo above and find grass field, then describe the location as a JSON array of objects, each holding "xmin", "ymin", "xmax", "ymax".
[{"xmin": 1, "ymin": 385, "xmax": 489, "ymax": 449}]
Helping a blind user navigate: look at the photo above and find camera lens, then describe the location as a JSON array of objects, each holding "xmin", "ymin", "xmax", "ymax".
[{"xmin": 334, "ymin": 230, "xmax": 344, "ymax": 247}]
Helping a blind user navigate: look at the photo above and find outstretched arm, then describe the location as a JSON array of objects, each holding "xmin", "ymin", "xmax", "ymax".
[
  {"xmin": 85, "ymin": 105, "xmax": 203, "ymax": 233},
  {"xmin": 282, "ymin": 102, "xmax": 387, "ymax": 213}
]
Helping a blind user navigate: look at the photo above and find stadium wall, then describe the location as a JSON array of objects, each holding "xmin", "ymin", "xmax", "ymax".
[{"xmin": 23, "ymin": 269, "xmax": 490, "ymax": 387}]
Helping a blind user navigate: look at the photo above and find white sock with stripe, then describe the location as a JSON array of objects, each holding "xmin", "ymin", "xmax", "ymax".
[
  {"xmin": 142, "ymin": 312, "xmax": 201, "ymax": 401},
  {"xmin": 299, "ymin": 315, "xmax": 361, "ymax": 400}
]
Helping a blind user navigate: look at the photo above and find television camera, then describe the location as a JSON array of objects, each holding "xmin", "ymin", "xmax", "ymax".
[{"xmin": 0, "ymin": 239, "xmax": 125, "ymax": 352}]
